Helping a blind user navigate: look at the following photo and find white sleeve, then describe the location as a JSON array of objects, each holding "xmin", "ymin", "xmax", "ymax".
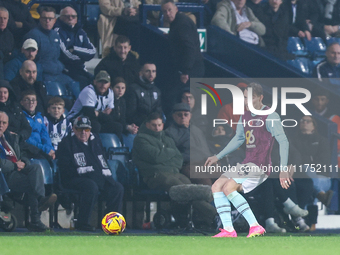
[{"xmin": 79, "ymin": 87, "xmax": 97, "ymax": 107}]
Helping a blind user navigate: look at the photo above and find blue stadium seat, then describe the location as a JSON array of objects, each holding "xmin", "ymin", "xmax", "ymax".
[
  {"xmin": 287, "ymin": 37, "xmax": 307, "ymax": 56},
  {"xmin": 30, "ymin": 158, "xmax": 54, "ymax": 185},
  {"xmin": 326, "ymin": 37, "xmax": 340, "ymax": 46},
  {"xmin": 304, "ymin": 37, "xmax": 326, "ymax": 57},
  {"xmin": 45, "ymin": 81, "xmax": 68, "ymax": 97},
  {"xmin": 99, "ymin": 133, "xmax": 122, "ymax": 149},
  {"xmin": 287, "ymin": 57, "xmax": 311, "ymax": 75}
]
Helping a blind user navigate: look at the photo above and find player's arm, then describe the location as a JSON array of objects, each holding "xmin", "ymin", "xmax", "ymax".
[
  {"xmin": 266, "ymin": 113, "xmax": 290, "ymax": 188},
  {"xmin": 205, "ymin": 117, "xmax": 245, "ymax": 166}
]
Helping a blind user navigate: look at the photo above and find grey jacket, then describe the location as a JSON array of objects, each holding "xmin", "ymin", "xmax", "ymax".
[{"xmin": 211, "ymin": 0, "xmax": 266, "ymax": 46}]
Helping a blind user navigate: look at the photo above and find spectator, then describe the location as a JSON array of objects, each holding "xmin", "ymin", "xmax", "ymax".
[
  {"xmin": 24, "ymin": 6, "xmax": 80, "ymax": 98},
  {"xmin": 98, "ymin": 0, "xmax": 140, "ymax": 51},
  {"xmin": 54, "ymin": 6, "xmax": 96, "ymax": 90},
  {"xmin": 10, "ymin": 60, "xmax": 48, "ymax": 116},
  {"xmin": 246, "ymin": 0, "xmax": 264, "ymax": 17},
  {"xmin": 311, "ymin": 88, "xmax": 340, "ymax": 166},
  {"xmin": 67, "ymin": 71, "xmax": 122, "ymax": 136},
  {"xmin": 0, "ymin": 111, "xmax": 57, "ymax": 232},
  {"xmin": 110, "ymin": 77, "xmax": 138, "ymax": 150},
  {"xmin": 0, "ymin": 7, "xmax": 14, "ymax": 64},
  {"xmin": 0, "ymin": 80, "xmax": 31, "ymax": 141},
  {"xmin": 44, "ymin": 96, "xmax": 72, "ymax": 151},
  {"xmin": 57, "ymin": 116, "xmax": 124, "ymax": 231},
  {"xmin": 165, "ymin": 103, "xmax": 213, "ymax": 185},
  {"xmin": 306, "ymin": 0, "xmax": 327, "ymax": 40},
  {"xmin": 291, "ymin": 115, "xmax": 333, "ymax": 207},
  {"xmin": 161, "ymin": 0, "xmax": 205, "ymax": 86},
  {"xmin": 207, "ymin": 124, "xmax": 245, "ymax": 166},
  {"xmin": 95, "ymin": 35, "xmax": 139, "ymax": 87},
  {"xmin": 258, "ymin": 0, "xmax": 292, "ymax": 60},
  {"xmin": 179, "ymin": 88, "xmax": 208, "ymax": 133},
  {"xmin": 211, "ymin": 0, "xmax": 266, "ymax": 46},
  {"xmin": 125, "ymin": 62, "xmax": 162, "ymax": 127},
  {"xmin": 313, "ymin": 42, "xmax": 340, "ymax": 88},
  {"xmin": 4, "ymin": 38, "xmax": 43, "ymax": 82},
  {"xmin": 283, "ymin": 0, "xmax": 311, "ymax": 41},
  {"xmin": 132, "ymin": 111, "xmax": 217, "ymax": 228},
  {"xmin": 1, "ymin": 0, "xmax": 36, "ymax": 48},
  {"xmin": 20, "ymin": 90, "xmax": 55, "ymax": 160}
]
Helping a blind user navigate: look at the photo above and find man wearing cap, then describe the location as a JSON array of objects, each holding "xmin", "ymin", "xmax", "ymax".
[
  {"xmin": 57, "ymin": 116, "xmax": 124, "ymax": 231},
  {"xmin": 67, "ymin": 70, "xmax": 118, "ymax": 134},
  {"xmin": 10, "ymin": 60, "xmax": 48, "ymax": 116},
  {"xmin": 165, "ymin": 103, "xmax": 212, "ymax": 185},
  {"xmin": 4, "ymin": 38, "xmax": 43, "ymax": 82},
  {"xmin": 0, "ymin": 111, "xmax": 57, "ymax": 232},
  {"xmin": 54, "ymin": 6, "xmax": 96, "ymax": 90}
]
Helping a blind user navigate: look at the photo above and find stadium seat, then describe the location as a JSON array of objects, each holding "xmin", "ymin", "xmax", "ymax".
[
  {"xmin": 45, "ymin": 81, "xmax": 68, "ymax": 97},
  {"xmin": 287, "ymin": 37, "xmax": 308, "ymax": 56},
  {"xmin": 287, "ymin": 57, "xmax": 311, "ymax": 75},
  {"xmin": 84, "ymin": 2, "xmax": 101, "ymax": 48},
  {"xmin": 326, "ymin": 37, "xmax": 340, "ymax": 46},
  {"xmin": 30, "ymin": 158, "xmax": 54, "ymax": 226},
  {"xmin": 304, "ymin": 37, "xmax": 326, "ymax": 58}
]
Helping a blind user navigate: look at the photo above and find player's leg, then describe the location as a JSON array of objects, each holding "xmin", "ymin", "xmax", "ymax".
[
  {"xmin": 223, "ymin": 177, "xmax": 265, "ymax": 237},
  {"xmin": 211, "ymin": 177, "xmax": 237, "ymax": 237}
]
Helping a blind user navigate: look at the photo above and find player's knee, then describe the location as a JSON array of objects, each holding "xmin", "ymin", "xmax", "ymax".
[
  {"xmin": 211, "ymin": 179, "xmax": 224, "ymax": 193},
  {"xmin": 222, "ymin": 180, "xmax": 238, "ymax": 196}
]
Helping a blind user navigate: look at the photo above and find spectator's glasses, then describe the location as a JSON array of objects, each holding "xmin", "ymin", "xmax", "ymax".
[
  {"xmin": 175, "ymin": 112, "xmax": 190, "ymax": 118},
  {"xmin": 41, "ymin": 17, "xmax": 55, "ymax": 21},
  {"xmin": 62, "ymin": 15, "xmax": 77, "ymax": 19},
  {"xmin": 22, "ymin": 99, "xmax": 36, "ymax": 103},
  {"xmin": 75, "ymin": 128, "xmax": 91, "ymax": 132},
  {"xmin": 182, "ymin": 95, "xmax": 193, "ymax": 100}
]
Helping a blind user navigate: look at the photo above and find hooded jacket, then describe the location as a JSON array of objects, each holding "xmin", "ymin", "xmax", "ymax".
[{"xmin": 132, "ymin": 123, "xmax": 183, "ymax": 178}]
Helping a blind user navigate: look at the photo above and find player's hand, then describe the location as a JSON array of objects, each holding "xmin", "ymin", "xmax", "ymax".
[
  {"xmin": 204, "ymin": 155, "xmax": 218, "ymax": 167},
  {"xmin": 279, "ymin": 167, "xmax": 294, "ymax": 189}
]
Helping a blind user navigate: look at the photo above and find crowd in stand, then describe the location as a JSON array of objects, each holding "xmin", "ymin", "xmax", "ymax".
[{"xmin": 0, "ymin": 0, "xmax": 339, "ymax": 234}]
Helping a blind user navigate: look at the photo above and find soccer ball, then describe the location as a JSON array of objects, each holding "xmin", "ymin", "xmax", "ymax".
[{"xmin": 101, "ymin": 212, "xmax": 126, "ymax": 235}]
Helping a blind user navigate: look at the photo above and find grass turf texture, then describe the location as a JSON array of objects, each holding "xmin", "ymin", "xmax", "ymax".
[{"xmin": 1, "ymin": 233, "xmax": 340, "ymax": 255}]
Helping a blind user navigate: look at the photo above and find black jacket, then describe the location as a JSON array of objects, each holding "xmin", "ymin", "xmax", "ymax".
[
  {"xmin": 0, "ymin": 82, "xmax": 32, "ymax": 141},
  {"xmin": 57, "ymin": 132, "xmax": 115, "ymax": 189},
  {"xmin": 94, "ymin": 50, "xmax": 139, "ymax": 86},
  {"xmin": 283, "ymin": 0, "xmax": 310, "ymax": 37},
  {"xmin": 10, "ymin": 75, "xmax": 49, "ymax": 116},
  {"xmin": 258, "ymin": 3, "xmax": 291, "ymax": 60},
  {"xmin": 125, "ymin": 78, "xmax": 162, "ymax": 126},
  {"xmin": 168, "ymin": 12, "xmax": 204, "ymax": 77},
  {"xmin": 0, "ymin": 131, "xmax": 30, "ymax": 178},
  {"xmin": 111, "ymin": 96, "xmax": 127, "ymax": 132},
  {"xmin": 0, "ymin": 28, "xmax": 14, "ymax": 64},
  {"xmin": 1, "ymin": 0, "xmax": 36, "ymax": 48}
]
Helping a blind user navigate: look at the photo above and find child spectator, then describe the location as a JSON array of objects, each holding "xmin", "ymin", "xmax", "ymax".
[
  {"xmin": 111, "ymin": 77, "xmax": 138, "ymax": 149},
  {"xmin": 20, "ymin": 89, "xmax": 55, "ymax": 160},
  {"xmin": 44, "ymin": 96, "xmax": 72, "ymax": 151}
]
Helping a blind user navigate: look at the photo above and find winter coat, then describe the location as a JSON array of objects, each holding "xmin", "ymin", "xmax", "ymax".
[
  {"xmin": 125, "ymin": 78, "xmax": 162, "ymax": 126},
  {"xmin": 22, "ymin": 110, "xmax": 54, "ymax": 154},
  {"xmin": 24, "ymin": 25, "xmax": 64, "ymax": 76},
  {"xmin": 132, "ymin": 123, "xmax": 183, "ymax": 178}
]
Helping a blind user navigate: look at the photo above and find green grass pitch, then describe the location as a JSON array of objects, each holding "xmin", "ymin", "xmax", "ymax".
[{"xmin": 1, "ymin": 232, "xmax": 340, "ymax": 255}]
